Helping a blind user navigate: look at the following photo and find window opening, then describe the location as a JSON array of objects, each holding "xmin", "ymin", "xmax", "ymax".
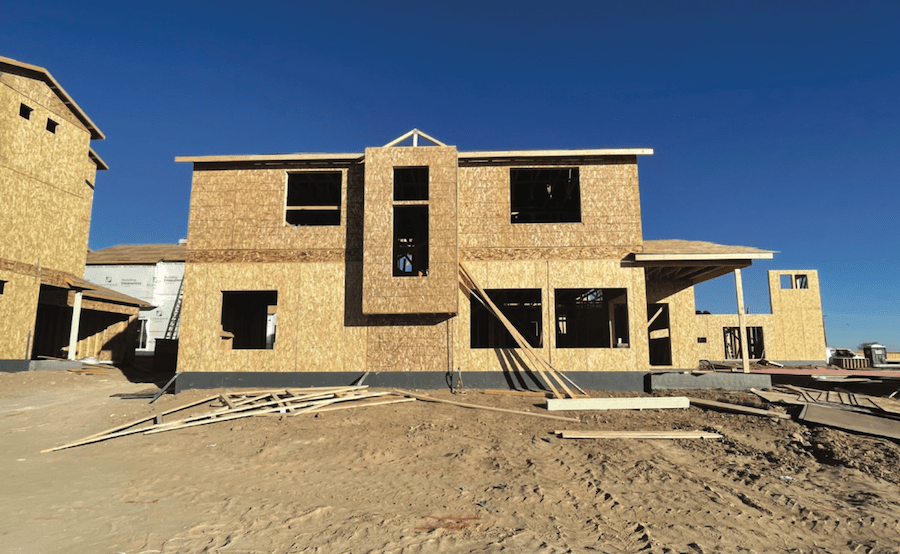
[
  {"xmin": 794, "ymin": 274, "xmax": 808, "ymax": 289},
  {"xmin": 723, "ymin": 326, "xmax": 765, "ymax": 359},
  {"xmin": 647, "ymin": 303, "xmax": 672, "ymax": 366},
  {"xmin": 780, "ymin": 275, "xmax": 792, "ymax": 289},
  {"xmin": 510, "ymin": 168, "xmax": 581, "ymax": 223},
  {"xmin": 555, "ymin": 288, "xmax": 629, "ymax": 348},
  {"xmin": 0, "ymin": 280, "xmax": 6, "ymax": 294},
  {"xmin": 471, "ymin": 289, "xmax": 542, "ymax": 348},
  {"xmin": 394, "ymin": 167, "xmax": 428, "ymax": 201},
  {"xmin": 220, "ymin": 291, "xmax": 278, "ymax": 350},
  {"xmin": 19, "ymin": 103, "xmax": 32, "ymax": 119},
  {"xmin": 285, "ymin": 172, "xmax": 341, "ymax": 226},
  {"xmin": 135, "ymin": 319, "xmax": 148, "ymax": 349},
  {"xmin": 393, "ymin": 205, "xmax": 429, "ymax": 277},
  {"xmin": 698, "ymin": 337, "xmax": 707, "ymax": 343},
  {"xmin": 46, "ymin": 119, "xmax": 59, "ymax": 133}
]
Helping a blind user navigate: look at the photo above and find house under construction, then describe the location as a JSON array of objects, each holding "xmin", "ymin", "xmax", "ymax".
[
  {"xmin": 0, "ymin": 56, "xmax": 150, "ymax": 369},
  {"xmin": 173, "ymin": 130, "xmax": 825, "ymax": 390}
]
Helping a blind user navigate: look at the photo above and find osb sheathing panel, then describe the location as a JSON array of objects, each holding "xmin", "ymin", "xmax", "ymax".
[
  {"xmin": 646, "ymin": 280, "xmax": 699, "ymax": 368},
  {"xmin": 177, "ymin": 261, "xmax": 366, "ymax": 374},
  {"xmin": 187, "ymin": 167, "xmax": 349, "ymax": 253},
  {"xmin": 365, "ymin": 316, "xmax": 452, "ymax": 373},
  {"xmin": 0, "ymin": 270, "xmax": 40, "ymax": 359},
  {"xmin": 74, "ymin": 310, "xmax": 136, "ymax": 363},
  {"xmin": 457, "ymin": 158, "xmax": 643, "ymax": 258},
  {"xmin": 1, "ymin": 83, "xmax": 95, "ymax": 276},
  {"xmin": 694, "ymin": 313, "xmax": 777, "ymax": 361},
  {"xmin": 0, "ymin": 73, "xmax": 90, "ymax": 133},
  {"xmin": 362, "ymin": 146, "xmax": 458, "ymax": 315},
  {"xmin": 767, "ymin": 270, "xmax": 826, "ymax": 360},
  {"xmin": 454, "ymin": 259, "xmax": 650, "ymax": 374}
]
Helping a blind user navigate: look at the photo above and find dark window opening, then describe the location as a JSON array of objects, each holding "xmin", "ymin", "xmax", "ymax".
[
  {"xmin": 647, "ymin": 303, "xmax": 672, "ymax": 366},
  {"xmin": 46, "ymin": 119, "xmax": 58, "ymax": 133},
  {"xmin": 510, "ymin": 168, "xmax": 581, "ymax": 223},
  {"xmin": 471, "ymin": 289, "xmax": 542, "ymax": 348},
  {"xmin": 723, "ymin": 326, "xmax": 765, "ymax": 359},
  {"xmin": 136, "ymin": 319, "xmax": 148, "ymax": 349},
  {"xmin": 697, "ymin": 337, "xmax": 707, "ymax": 343},
  {"xmin": 393, "ymin": 205, "xmax": 429, "ymax": 277},
  {"xmin": 394, "ymin": 167, "xmax": 428, "ymax": 201},
  {"xmin": 555, "ymin": 288, "xmax": 629, "ymax": 348},
  {"xmin": 221, "ymin": 291, "xmax": 278, "ymax": 350},
  {"xmin": 285, "ymin": 172, "xmax": 341, "ymax": 226},
  {"xmin": 794, "ymin": 274, "xmax": 808, "ymax": 289},
  {"xmin": 0, "ymin": 280, "xmax": 6, "ymax": 294},
  {"xmin": 19, "ymin": 104, "xmax": 33, "ymax": 119},
  {"xmin": 780, "ymin": 275, "xmax": 792, "ymax": 289}
]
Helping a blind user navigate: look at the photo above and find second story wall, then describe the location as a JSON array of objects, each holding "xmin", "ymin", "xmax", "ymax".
[{"xmin": 458, "ymin": 155, "xmax": 643, "ymax": 260}]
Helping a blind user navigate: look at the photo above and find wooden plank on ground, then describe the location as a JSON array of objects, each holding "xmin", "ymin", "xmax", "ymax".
[
  {"xmin": 396, "ymin": 390, "xmax": 580, "ymax": 422},
  {"xmin": 546, "ymin": 397, "xmax": 689, "ymax": 412},
  {"xmin": 799, "ymin": 403, "xmax": 900, "ymax": 440},
  {"xmin": 749, "ymin": 388, "xmax": 804, "ymax": 405},
  {"xmin": 556, "ymin": 430, "xmax": 722, "ymax": 440},
  {"xmin": 689, "ymin": 398, "xmax": 791, "ymax": 419},
  {"xmin": 484, "ymin": 390, "xmax": 553, "ymax": 398}
]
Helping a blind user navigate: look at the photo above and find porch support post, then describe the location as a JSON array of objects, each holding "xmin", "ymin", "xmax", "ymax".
[
  {"xmin": 67, "ymin": 290, "xmax": 83, "ymax": 361},
  {"xmin": 733, "ymin": 269, "xmax": 750, "ymax": 373}
]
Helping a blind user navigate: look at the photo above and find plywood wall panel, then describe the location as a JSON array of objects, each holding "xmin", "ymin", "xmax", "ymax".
[{"xmin": 0, "ymin": 270, "xmax": 40, "ymax": 359}]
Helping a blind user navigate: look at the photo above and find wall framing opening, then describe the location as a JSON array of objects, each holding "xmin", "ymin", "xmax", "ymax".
[
  {"xmin": 510, "ymin": 168, "xmax": 581, "ymax": 223},
  {"xmin": 285, "ymin": 172, "xmax": 342, "ymax": 226},
  {"xmin": 555, "ymin": 288, "xmax": 629, "ymax": 348},
  {"xmin": 471, "ymin": 288, "xmax": 542, "ymax": 348},
  {"xmin": 220, "ymin": 291, "xmax": 277, "ymax": 350},
  {"xmin": 392, "ymin": 205, "xmax": 429, "ymax": 277}
]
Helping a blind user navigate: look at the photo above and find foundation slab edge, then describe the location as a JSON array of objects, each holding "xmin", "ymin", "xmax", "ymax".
[
  {"xmin": 649, "ymin": 372, "xmax": 772, "ymax": 391},
  {"xmin": 174, "ymin": 371, "xmax": 648, "ymax": 393}
]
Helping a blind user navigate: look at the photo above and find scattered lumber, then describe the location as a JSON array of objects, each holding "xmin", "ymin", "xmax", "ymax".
[
  {"xmin": 546, "ymin": 396, "xmax": 689, "ymax": 412},
  {"xmin": 799, "ymin": 403, "xmax": 900, "ymax": 441},
  {"xmin": 750, "ymin": 388, "xmax": 805, "ymax": 405},
  {"xmin": 688, "ymin": 398, "xmax": 791, "ymax": 419},
  {"xmin": 42, "ymin": 387, "xmax": 400, "ymax": 453},
  {"xmin": 555, "ymin": 430, "xmax": 722, "ymax": 440},
  {"xmin": 483, "ymin": 389, "xmax": 554, "ymax": 398},
  {"xmin": 458, "ymin": 263, "xmax": 588, "ymax": 399},
  {"xmin": 395, "ymin": 390, "xmax": 580, "ymax": 423}
]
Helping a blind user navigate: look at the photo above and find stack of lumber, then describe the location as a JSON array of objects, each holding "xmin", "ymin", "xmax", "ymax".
[{"xmin": 43, "ymin": 386, "xmax": 411, "ymax": 453}]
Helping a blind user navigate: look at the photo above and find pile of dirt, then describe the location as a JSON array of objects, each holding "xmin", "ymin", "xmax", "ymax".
[{"xmin": 2, "ymin": 369, "xmax": 900, "ymax": 553}]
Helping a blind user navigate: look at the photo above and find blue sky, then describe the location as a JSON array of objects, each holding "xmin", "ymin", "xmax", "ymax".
[{"xmin": 3, "ymin": 1, "xmax": 898, "ymax": 350}]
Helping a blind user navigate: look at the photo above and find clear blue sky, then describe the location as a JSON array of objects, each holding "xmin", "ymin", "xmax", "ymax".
[{"xmin": 3, "ymin": 1, "xmax": 898, "ymax": 350}]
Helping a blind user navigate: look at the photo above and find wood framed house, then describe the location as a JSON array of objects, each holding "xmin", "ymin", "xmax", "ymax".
[{"xmin": 174, "ymin": 130, "xmax": 825, "ymax": 390}]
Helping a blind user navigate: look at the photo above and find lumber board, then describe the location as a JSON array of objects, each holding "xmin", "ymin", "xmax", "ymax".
[
  {"xmin": 799, "ymin": 403, "xmax": 900, "ymax": 440},
  {"xmin": 546, "ymin": 397, "xmax": 689, "ymax": 412},
  {"xmin": 556, "ymin": 430, "xmax": 722, "ymax": 439},
  {"xmin": 749, "ymin": 388, "xmax": 804, "ymax": 405},
  {"xmin": 484, "ymin": 390, "xmax": 554, "ymax": 398},
  {"xmin": 395, "ymin": 391, "xmax": 580, "ymax": 423},
  {"xmin": 145, "ymin": 398, "xmax": 346, "ymax": 435},
  {"xmin": 688, "ymin": 398, "xmax": 791, "ymax": 419}
]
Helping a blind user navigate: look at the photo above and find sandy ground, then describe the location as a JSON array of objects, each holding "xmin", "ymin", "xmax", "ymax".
[{"xmin": 2, "ymin": 369, "xmax": 900, "ymax": 554}]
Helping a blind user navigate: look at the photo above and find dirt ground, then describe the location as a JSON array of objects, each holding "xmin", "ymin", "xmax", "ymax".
[{"xmin": 2, "ymin": 369, "xmax": 900, "ymax": 554}]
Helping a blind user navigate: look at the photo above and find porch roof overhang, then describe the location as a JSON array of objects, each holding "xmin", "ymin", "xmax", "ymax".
[{"xmin": 632, "ymin": 240, "xmax": 776, "ymax": 286}]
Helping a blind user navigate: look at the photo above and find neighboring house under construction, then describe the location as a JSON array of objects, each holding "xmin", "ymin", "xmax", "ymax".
[{"xmin": 85, "ymin": 243, "xmax": 187, "ymax": 354}]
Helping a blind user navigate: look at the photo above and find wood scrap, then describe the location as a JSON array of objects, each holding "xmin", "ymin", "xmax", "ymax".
[
  {"xmin": 799, "ymin": 403, "xmax": 900, "ymax": 440},
  {"xmin": 546, "ymin": 397, "xmax": 689, "ymax": 412},
  {"xmin": 688, "ymin": 398, "xmax": 791, "ymax": 419},
  {"xmin": 749, "ymin": 388, "xmax": 805, "ymax": 405},
  {"xmin": 395, "ymin": 390, "xmax": 580, "ymax": 423},
  {"xmin": 555, "ymin": 430, "xmax": 722, "ymax": 440},
  {"xmin": 483, "ymin": 389, "xmax": 553, "ymax": 398}
]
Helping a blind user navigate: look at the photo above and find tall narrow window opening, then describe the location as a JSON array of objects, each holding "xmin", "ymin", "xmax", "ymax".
[
  {"xmin": 555, "ymin": 288, "xmax": 629, "ymax": 348},
  {"xmin": 510, "ymin": 168, "xmax": 581, "ymax": 223},
  {"xmin": 221, "ymin": 291, "xmax": 278, "ymax": 350},
  {"xmin": 393, "ymin": 167, "xmax": 428, "ymax": 201},
  {"xmin": 471, "ymin": 289, "xmax": 542, "ymax": 348},
  {"xmin": 285, "ymin": 172, "xmax": 341, "ymax": 226},
  {"xmin": 393, "ymin": 206, "xmax": 429, "ymax": 276}
]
